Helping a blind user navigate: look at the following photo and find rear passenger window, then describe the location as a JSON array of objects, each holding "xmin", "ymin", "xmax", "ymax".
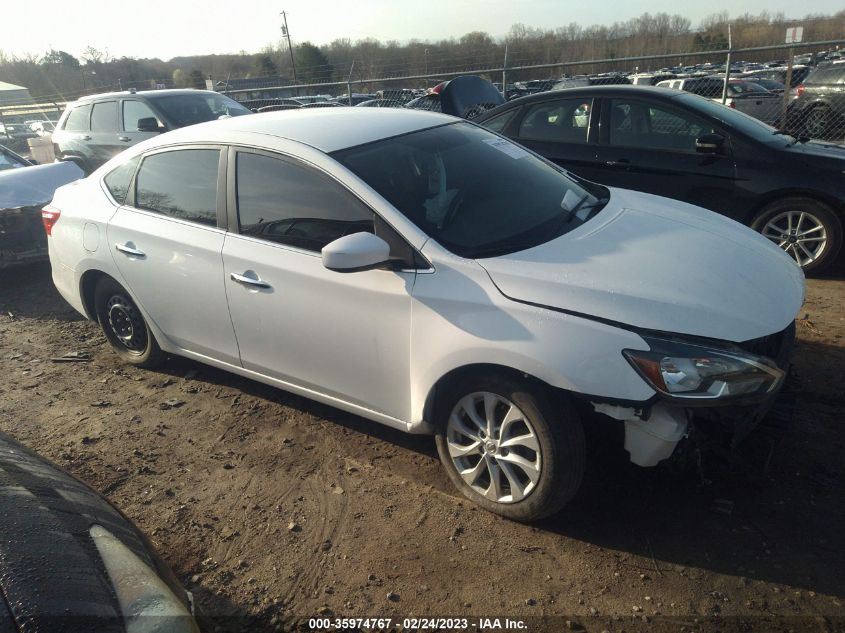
[
  {"xmin": 64, "ymin": 104, "xmax": 92, "ymax": 132},
  {"xmin": 518, "ymin": 99, "xmax": 591, "ymax": 143},
  {"xmin": 103, "ymin": 156, "xmax": 140, "ymax": 205},
  {"xmin": 236, "ymin": 152, "xmax": 373, "ymax": 252},
  {"xmin": 90, "ymin": 101, "xmax": 118, "ymax": 132},
  {"xmin": 135, "ymin": 150, "xmax": 220, "ymax": 226}
]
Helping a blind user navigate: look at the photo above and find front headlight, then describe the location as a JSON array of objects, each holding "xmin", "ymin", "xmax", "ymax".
[
  {"xmin": 623, "ymin": 335, "xmax": 784, "ymax": 400},
  {"xmin": 90, "ymin": 525, "xmax": 199, "ymax": 633}
]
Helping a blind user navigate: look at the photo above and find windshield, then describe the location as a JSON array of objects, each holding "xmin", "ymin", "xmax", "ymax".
[
  {"xmin": 676, "ymin": 93, "xmax": 779, "ymax": 141},
  {"xmin": 149, "ymin": 93, "xmax": 250, "ymax": 127},
  {"xmin": 333, "ymin": 122, "xmax": 608, "ymax": 258}
]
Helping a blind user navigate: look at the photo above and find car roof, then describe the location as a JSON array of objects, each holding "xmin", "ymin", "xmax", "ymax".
[
  {"xmin": 73, "ymin": 89, "xmax": 220, "ymax": 103},
  {"xmin": 145, "ymin": 108, "xmax": 456, "ymax": 153},
  {"xmin": 477, "ymin": 84, "xmax": 685, "ymax": 117}
]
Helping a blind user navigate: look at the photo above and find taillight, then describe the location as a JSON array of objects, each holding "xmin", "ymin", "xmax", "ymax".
[
  {"xmin": 41, "ymin": 206, "xmax": 61, "ymax": 236},
  {"xmin": 796, "ymin": 84, "xmax": 805, "ymax": 97},
  {"xmin": 729, "ymin": 101, "xmax": 736, "ymax": 109}
]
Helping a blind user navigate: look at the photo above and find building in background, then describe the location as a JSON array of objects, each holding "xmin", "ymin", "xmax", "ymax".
[{"xmin": 0, "ymin": 82, "xmax": 33, "ymax": 105}]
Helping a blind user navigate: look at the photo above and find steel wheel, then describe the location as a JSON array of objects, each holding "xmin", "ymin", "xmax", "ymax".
[
  {"xmin": 446, "ymin": 392, "xmax": 541, "ymax": 503},
  {"xmin": 760, "ymin": 210, "xmax": 828, "ymax": 267},
  {"xmin": 94, "ymin": 277, "xmax": 164, "ymax": 368},
  {"xmin": 105, "ymin": 294, "xmax": 148, "ymax": 354}
]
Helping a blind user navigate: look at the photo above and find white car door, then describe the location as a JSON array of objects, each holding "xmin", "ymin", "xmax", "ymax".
[
  {"xmin": 107, "ymin": 146, "xmax": 240, "ymax": 364},
  {"xmin": 221, "ymin": 148, "xmax": 417, "ymax": 422}
]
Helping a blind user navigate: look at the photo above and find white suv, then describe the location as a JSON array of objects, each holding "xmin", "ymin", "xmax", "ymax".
[{"xmin": 44, "ymin": 109, "xmax": 803, "ymax": 521}]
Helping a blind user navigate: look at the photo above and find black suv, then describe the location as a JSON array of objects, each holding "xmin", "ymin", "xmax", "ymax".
[
  {"xmin": 785, "ymin": 64, "xmax": 845, "ymax": 140},
  {"xmin": 53, "ymin": 89, "xmax": 250, "ymax": 174}
]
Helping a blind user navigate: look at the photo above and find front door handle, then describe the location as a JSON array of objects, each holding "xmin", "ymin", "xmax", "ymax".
[
  {"xmin": 230, "ymin": 272, "xmax": 271, "ymax": 289},
  {"xmin": 118, "ymin": 136, "xmax": 131, "ymax": 142},
  {"xmin": 605, "ymin": 159, "xmax": 631, "ymax": 168},
  {"xmin": 79, "ymin": 135, "xmax": 91, "ymax": 141},
  {"xmin": 115, "ymin": 242, "xmax": 146, "ymax": 258}
]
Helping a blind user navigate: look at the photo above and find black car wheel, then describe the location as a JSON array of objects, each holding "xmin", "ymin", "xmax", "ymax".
[
  {"xmin": 94, "ymin": 277, "xmax": 164, "ymax": 367},
  {"xmin": 434, "ymin": 372, "xmax": 585, "ymax": 522},
  {"xmin": 752, "ymin": 197, "xmax": 843, "ymax": 273},
  {"xmin": 802, "ymin": 105, "xmax": 834, "ymax": 139}
]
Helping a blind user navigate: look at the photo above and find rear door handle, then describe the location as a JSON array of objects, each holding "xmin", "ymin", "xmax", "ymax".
[
  {"xmin": 79, "ymin": 135, "xmax": 91, "ymax": 141},
  {"xmin": 230, "ymin": 272, "xmax": 271, "ymax": 289},
  {"xmin": 118, "ymin": 136, "xmax": 131, "ymax": 142},
  {"xmin": 115, "ymin": 243, "xmax": 146, "ymax": 258},
  {"xmin": 605, "ymin": 159, "xmax": 631, "ymax": 168}
]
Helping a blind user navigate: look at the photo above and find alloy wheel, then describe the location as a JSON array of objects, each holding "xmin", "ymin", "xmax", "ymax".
[
  {"xmin": 804, "ymin": 107, "xmax": 831, "ymax": 138},
  {"xmin": 445, "ymin": 392, "xmax": 542, "ymax": 503},
  {"xmin": 761, "ymin": 210, "xmax": 827, "ymax": 267}
]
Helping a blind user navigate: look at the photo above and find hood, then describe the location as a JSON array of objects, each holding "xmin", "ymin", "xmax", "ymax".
[
  {"xmin": 0, "ymin": 160, "xmax": 84, "ymax": 209},
  {"xmin": 782, "ymin": 138, "xmax": 845, "ymax": 162},
  {"xmin": 478, "ymin": 188, "xmax": 804, "ymax": 343}
]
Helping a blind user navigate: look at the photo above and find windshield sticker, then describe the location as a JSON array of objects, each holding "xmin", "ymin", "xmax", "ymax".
[{"xmin": 483, "ymin": 138, "xmax": 530, "ymax": 159}]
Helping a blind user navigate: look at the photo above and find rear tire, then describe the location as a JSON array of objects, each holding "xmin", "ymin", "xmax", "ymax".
[
  {"xmin": 434, "ymin": 372, "xmax": 585, "ymax": 522},
  {"xmin": 94, "ymin": 277, "xmax": 164, "ymax": 368},
  {"xmin": 751, "ymin": 197, "xmax": 842, "ymax": 274},
  {"xmin": 802, "ymin": 105, "xmax": 833, "ymax": 139}
]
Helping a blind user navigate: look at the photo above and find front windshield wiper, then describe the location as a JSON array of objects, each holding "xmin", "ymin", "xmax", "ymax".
[
  {"xmin": 466, "ymin": 196, "xmax": 609, "ymax": 259},
  {"xmin": 773, "ymin": 129, "xmax": 810, "ymax": 145},
  {"xmin": 559, "ymin": 196, "xmax": 609, "ymax": 227}
]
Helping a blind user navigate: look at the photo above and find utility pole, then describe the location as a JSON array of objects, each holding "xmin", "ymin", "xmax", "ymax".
[{"xmin": 281, "ymin": 10, "xmax": 298, "ymax": 93}]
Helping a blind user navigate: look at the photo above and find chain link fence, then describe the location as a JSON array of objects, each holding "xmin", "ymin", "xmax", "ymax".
[{"xmin": 218, "ymin": 39, "xmax": 845, "ymax": 143}]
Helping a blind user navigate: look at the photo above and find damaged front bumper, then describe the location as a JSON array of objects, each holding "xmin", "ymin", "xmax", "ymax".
[{"xmin": 594, "ymin": 323, "xmax": 797, "ymax": 467}]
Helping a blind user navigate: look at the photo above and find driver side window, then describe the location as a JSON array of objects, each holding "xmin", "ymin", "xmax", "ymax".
[
  {"xmin": 235, "ymin": 151, "xmax": 421, "ymax": 266},
  {"xmin": 609, "ymin": 99, "xmax": 714, "ymax": 152}
]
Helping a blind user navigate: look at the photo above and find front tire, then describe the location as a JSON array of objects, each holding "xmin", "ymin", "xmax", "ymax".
[
  {"xmin": 94, "ymin": 277, "xmax": 164, "ymax": 368},
  {"xmin": 751, "ymin": 197, "xmax": 842, "ymax": 274},
  {"xmin": 434, "ymin": 373, "xmax": 585, "ymax": 522}
]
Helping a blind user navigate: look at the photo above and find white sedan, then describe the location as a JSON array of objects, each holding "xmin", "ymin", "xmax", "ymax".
[{"xmin": 45, "ymin": 108, "xmax": 804, "ymax": 521}]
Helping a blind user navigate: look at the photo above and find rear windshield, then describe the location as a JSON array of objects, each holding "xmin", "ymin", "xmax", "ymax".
[
  {"xmin": 805, "ymin": 67, "xmax": 845, "ymax": 85},
  {"xmin": 333, "ymin": 122, "xmax": 608, "ymax": 259},
  {"xmin": 148, "ymin": 93, "xmax": 250, "ymax": 127}
]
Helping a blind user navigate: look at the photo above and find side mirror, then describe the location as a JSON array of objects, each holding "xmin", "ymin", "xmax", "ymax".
[
  {"xmin": 137, "ymin": 117, "xmax": 164, "ymax": 133},
  {"xmin": 322, "ymin": 232, "xmax": 392, "ymax": 273},
  {"xmin": 695, "ymin": 133, "xmax": 725, "ymax": 154}
]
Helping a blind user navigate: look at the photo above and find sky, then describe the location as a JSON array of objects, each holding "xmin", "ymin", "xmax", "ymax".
[{"xmin": 2, "ymin": 0, "xmax": 842, "ymax": 61}]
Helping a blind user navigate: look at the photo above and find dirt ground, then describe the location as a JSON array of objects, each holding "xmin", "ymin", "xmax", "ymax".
[{"xmin": 0, "ymin": 262, "xmax": 843, "ymax": 633}]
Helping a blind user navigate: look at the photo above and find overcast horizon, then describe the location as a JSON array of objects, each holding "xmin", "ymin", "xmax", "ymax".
[{"xmin": 2, "ymin": 0, "xmax": 843, "ymax": 62}]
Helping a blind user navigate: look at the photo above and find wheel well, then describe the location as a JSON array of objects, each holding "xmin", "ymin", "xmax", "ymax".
[
  {"xmin": 422, "ymin": 364, "xmax": 556, "ymax": 428},
  {"xmin": 79, "ymin": 270, "xmax": 111, "ymax": 321},
  {"xmin": 745, "ymin": 190, "xmax": 844, "ymax": 226}
]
